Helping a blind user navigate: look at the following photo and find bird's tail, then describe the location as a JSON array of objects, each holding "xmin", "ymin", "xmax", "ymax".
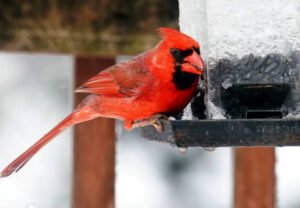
[{"xmin": 0, "ymin": 102, "xmax": 98, "ymax": 178}]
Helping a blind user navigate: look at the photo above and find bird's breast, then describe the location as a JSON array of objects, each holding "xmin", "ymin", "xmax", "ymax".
[{"xmin": 148, "ymin": 75, "xmax": 199, "ymax": 116}]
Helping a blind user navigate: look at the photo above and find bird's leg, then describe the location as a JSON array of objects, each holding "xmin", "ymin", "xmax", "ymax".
[{"xmin": 131, "ymin": 114, "xmax": 169, "ymax": 132}]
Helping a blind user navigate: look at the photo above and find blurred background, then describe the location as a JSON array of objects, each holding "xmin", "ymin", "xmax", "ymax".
[
  {"xmin": 0, "ymin": 0, "xmax": 299, "ymax": 208},
  {"xmin": 0, "ymin": 0, "xmax": 177, "ymax": 54}
]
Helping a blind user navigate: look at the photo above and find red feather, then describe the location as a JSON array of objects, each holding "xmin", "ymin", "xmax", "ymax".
[
  {"xmin": 76, "ymin": 54, "xmax": 150, "ymax": 97},
  {"xmin": 0, "ymin": 27, "xmax": 204, "ymax": 177}
]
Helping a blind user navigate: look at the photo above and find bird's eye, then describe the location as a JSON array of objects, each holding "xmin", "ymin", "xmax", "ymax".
[{"xmin": 171, "ymin": 48, "xmax": 181, "ymax": 57}]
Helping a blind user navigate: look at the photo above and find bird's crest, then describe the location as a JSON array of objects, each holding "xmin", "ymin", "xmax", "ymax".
[
  {"xmin": 158, "ymin": 27, "xmax": 182, "ymax": 40},
  {"xmin": 157, "ymin": 27, "xmax": 200, "ymax": 50}
]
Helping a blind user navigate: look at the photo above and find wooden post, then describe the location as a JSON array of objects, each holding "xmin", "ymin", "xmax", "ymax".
[
  {"xmin": 234, "ymin": 147, "xmax": 275, "ymax": 208},
  {"xmin": 73, "ymin": 56, "xmax": 116, "ymax": 208}
]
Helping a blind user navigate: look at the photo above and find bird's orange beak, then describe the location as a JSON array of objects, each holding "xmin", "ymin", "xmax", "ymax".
[{"xmin": 183, "ymin": 51, "xmax": 205, "ymax": 75}]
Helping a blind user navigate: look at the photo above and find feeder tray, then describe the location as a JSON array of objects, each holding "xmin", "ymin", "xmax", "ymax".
[{"xmin": 141, "ymin": 119, "xmax": 300, "ymax": 147}]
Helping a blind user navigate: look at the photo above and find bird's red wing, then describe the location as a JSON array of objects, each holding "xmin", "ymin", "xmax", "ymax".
[{"xmin": 76, "ymin": 56, "xmax": 150, "ymax": 97}]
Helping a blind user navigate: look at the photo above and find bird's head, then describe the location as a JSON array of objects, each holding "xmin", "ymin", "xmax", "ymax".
[{"xmin": 158, "ymin": 27, "xmax": 205, "ymax": 76}]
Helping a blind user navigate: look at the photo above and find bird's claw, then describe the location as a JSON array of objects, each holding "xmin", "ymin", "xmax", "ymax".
[
  {"xmin": 151, "ymin": 114, "xmax": 170, "ymax": 132},
  {"xmin": 151, "ymin": 119, "xmax": 163, "ymax": 133},
  {"xmin": 130, "ymin": 114, "xmax": 169, "ymax": 133}
]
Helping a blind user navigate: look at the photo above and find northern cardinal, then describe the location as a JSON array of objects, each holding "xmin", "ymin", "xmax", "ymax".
[{"xmin": 0, "ymin": 27, "xmax": 204, "ymax": 177}]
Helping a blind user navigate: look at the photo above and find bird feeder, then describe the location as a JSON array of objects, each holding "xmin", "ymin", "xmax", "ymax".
[{"xmin": 141, "ymin": 0, "xmax": 300, "ymax": 148}]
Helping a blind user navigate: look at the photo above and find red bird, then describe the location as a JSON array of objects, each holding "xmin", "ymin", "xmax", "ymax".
[{"xmin": 0, "ymin": 27, "xmax": 204, "ymax": 177}]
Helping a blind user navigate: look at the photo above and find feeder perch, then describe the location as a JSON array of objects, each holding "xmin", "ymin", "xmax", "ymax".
[{"xmin": 141, "ymin": 0, "xmax": 300, "ymax": 147}]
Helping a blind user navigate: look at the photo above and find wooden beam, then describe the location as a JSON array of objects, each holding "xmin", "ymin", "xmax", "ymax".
[
  {"xmin": 73, "ymin": 56, "xmax": 116, "ymax": 208},
  {"xmin": 234, "ymin": 147, "xmax": 275, "ymax": 208}
]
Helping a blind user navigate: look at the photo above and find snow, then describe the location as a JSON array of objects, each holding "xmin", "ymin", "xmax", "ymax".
[
  {"xmin": 206, "ymin": 100, "xmax": 226, "ymax": 119},
  {"xmin": 181, "ymin": 103, "xmax": 193, "ymax": 120},
  {"xmin": 284, "ymin": 112, "xmax": 300, "ymax": 119},
  {"xmin": 205, "ymin": 0, "xmax": 300, "ymax": 59}
]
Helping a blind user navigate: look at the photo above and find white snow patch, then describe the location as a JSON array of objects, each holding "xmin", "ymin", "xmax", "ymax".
[
  {"xmin": 207, "ymin": 100, "xmax": 226, "ymax": 119},
  {"xmin": 182, "ymin": 103, "xmax": 193, "ymax": 120}
]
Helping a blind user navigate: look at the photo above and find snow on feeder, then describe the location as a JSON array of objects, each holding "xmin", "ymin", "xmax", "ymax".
[{"xmin": 141, "ymin": 0, "xmax": 300, "ymax": 148}]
